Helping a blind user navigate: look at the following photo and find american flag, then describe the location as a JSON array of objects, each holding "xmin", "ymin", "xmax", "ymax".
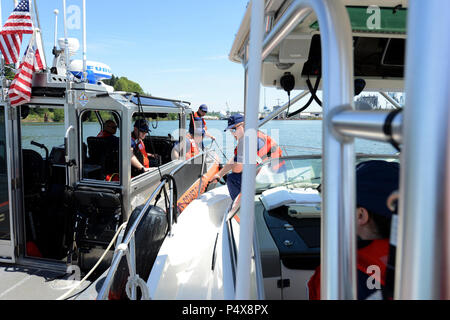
[
  {"xmin": 8, "ymin": 33, "xmax": 44, "ymax": 107},
  {"xmin": 0, "ymin": 0, "xmax": 33, "ymax": 64}
]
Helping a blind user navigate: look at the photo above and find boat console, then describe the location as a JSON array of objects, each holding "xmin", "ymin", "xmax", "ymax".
[{"xmin": 263, "ymin": 205, "xmax": 320, "ymax": 270}]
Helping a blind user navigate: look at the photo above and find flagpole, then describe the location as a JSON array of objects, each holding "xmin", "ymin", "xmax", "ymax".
[
  {"xmin": 0, "ymin": 1, "xmax": 4, "ymax": 100},
  {"xmin": 13, "ymin": 0, "xmax": 19, "ymax": 70},
  {"xmin": 62, "ymin": 0, "xmax": 70, "ymax": 130},
  {"xmin": 53, "ymin": 9, "xmax": 59, "ymax": 52},
  {"xmin": 82, "ymin": 0, "xmax": 87, "ymax": 82},
  {"xmin": 63, "ymin": 0, "xmax": 70, "ymax": 80},
  {"xmin": 32, "ymin": 0, "xmax": 47, "ymax": 69}
]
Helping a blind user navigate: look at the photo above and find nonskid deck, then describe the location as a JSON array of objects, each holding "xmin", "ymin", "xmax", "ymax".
[{"xmin": 0, "ymin": 263, "xmax": 97, "ymax": 300}]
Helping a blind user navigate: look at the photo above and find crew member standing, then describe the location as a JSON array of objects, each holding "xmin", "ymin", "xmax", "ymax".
[
  {"xmin": 212, "ymin": 113, "xmax": 284, "ymax": 201},
  {"xmin": 189, "ymin": 104, "xmax": 216, "ymax": 149}
]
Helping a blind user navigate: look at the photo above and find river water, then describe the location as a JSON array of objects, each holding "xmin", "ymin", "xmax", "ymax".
[{"xmin": 21, "ymin": 119, "xmax": 397, "ymax": 158}]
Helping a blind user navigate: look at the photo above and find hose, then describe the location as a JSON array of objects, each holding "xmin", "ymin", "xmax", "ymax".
[{"xmin": 56, "ymin": 222, "xmax": 127, "ymax": 300}]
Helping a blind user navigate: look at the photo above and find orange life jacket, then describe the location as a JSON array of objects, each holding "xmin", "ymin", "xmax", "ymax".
[
  {"xmin": 307, "ymin": 239, "xmax": 389, "ymax": 300},
  {"xmin": 186, "ymin": 139, "xmax": 200, "ymax": 160},
  {"xmin": 233, "ymin": 131, "xmax": 285, "ymax": 171},
  {"xmin": 131, "ymin": 136, "xmax": 149, "ymax": 168},
  {"xmin": 97, "ymin": 130, "xmax": 112, "ymax": 138},
  {"xmin": 191, "ymin": 112, "xmax": 207, "ymax": 135}
]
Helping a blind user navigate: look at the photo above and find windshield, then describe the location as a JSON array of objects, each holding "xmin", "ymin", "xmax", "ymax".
[{"xmin": 255, "ymin": 154, "xmax": 399, "ymax": 194}]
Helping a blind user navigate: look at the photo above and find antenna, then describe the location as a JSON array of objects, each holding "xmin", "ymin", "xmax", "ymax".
[
  {"xmin": 32, "ymin": 0, "xmax": 47, "ymax": 69},
  {"xmin": 62, "ymin": 0, "xmax": 70, "ymax": 80},
  {"xmin": 82, "ymin": 0, "xmax": 87, "ymax": 82},
  {"xmin": 53, "ymin": 9, "xmax": 59, "ymax": 52}
]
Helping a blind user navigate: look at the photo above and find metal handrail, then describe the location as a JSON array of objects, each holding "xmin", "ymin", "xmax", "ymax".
[
  {"xmin": 236, "ymin": 0, "xmax": 356, "ymax": 300},
  {"xmin": 97, "ymin": 179, "xmax": 167, "ymax": 299},
  {"xmin": 97, "ymin": 147, "xmax": 217, "ymax": 299}
]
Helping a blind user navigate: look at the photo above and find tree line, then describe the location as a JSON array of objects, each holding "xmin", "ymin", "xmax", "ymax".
[{"xmin": 21, "ymin": 74, "xmax": 148, "ymax": 122}]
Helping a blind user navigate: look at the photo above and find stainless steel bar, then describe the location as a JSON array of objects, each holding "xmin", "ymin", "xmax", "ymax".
[
  {"xmin": 253, "ymin": 227, "xmax": 265, "ymax": 299},
  {"xmin": 127, "ymin": 237, "xmax": 137, "ymax": 300},
  {"xmin": 235, "ymin": 0, "xmax": 264, "ymax": 300},
  {"xmin": 258, "ymin": 90, "xmax": 309, "ymax": 127},
  {"xmin": 262, "ymin": 2, "xmax": 312, "ymax": 60},
  {"xmin": 122, "ymin": 180, "xmax": 166, "ymax": 246},
  {"xmin": 97, "ymin": 180, "xmax": 167, "ymax": 299},
  {"xmin": 396, "ymin": 0, "xmax": 450, "ymax": 300},
  {"xmin": 168, "ymin": 179, "xmax": 174, "ymax": 236},
  {"xmin": 332, "ymin": 110, "xmax": 403, "ymax": 144},
  {"xmin": 240, "ymin": 0, "xmax": 357, "ymax": 300},
  {"xmin": 380, "ymin": 92, "xmax": 402, "ymax": 109},
  {"xmin": 309, "ymin": 0, "xmax": 356, "ymax": 300},
  {"xmin": 97, "ymin": 249, "xmax": 125, "ymax": 299}
]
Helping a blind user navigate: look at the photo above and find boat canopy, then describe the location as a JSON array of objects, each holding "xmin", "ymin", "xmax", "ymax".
[{"xmin": 229, "ymin": 0, "xmax": 409, "ymax": 92}]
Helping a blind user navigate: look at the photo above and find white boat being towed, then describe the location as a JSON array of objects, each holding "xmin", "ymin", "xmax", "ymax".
[{"xmin": 134, "ymin": 0, "xmax": 450, "ymax": 301}]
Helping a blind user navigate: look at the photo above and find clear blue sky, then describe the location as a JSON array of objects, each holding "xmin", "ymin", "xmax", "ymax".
[{"xmin": 1, "ymin": 0, "xmax": 322, "ymax": 112}]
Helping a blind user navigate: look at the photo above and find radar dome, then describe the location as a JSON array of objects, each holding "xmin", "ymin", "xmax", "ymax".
[{"xmin": 58, "ymin": 38, "xmax": 80, "ymax": 56}]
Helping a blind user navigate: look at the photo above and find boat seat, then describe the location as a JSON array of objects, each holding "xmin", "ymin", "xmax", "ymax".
[
  {"xmin": 70, "ymin": 185, "xmax": 122, "ymax": 247},
  {"xmin": 22, "ymin": 149, "xmax": 46, "ymax": 196},
  {"xmin": 86, "ymin": 136, "xmax": 120, "ymax": 179},
  {"xmin": 142, "ymin": 136, "xmax": 175, "ymax": 165}
]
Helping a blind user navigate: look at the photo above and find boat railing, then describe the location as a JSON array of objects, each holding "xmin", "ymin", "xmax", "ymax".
[
  {"xmin": 96, "ymin": 148, "xmax": 216, "ymax": 300},
  {"xmin": 237, "ymin": 0, "xmax": 358, "ymax": 299},
  {"xmin": 96, "ymin": 178, "xmax": 168, "ymax": 300},
  {"xmin": 240, "ymin": 0, "xmax": 449, "ymax": 300}
]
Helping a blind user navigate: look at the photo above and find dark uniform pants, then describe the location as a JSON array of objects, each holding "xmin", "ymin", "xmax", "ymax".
[{"xmin": 226, "ymin": 172, "xmax": 242, "ymax": 201}]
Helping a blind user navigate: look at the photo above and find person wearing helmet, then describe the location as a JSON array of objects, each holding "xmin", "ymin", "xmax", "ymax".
[{"xmin": 307, "ymin": 160, "xmax": 400, "ymax": 300}]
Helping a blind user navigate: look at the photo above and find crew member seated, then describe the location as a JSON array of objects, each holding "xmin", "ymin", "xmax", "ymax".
[
  {"xmin": 97, "ymin": 119, "xmax": 119, "ymax": 143},
  {"xmin": 307, "ymin": 160, "xmax": 400, "ymax": 300},
  {"xmin": 86, "ymin": 119, "xmax": 120, "ymax": 180},
  {"xmin": 131, "ymin": 119, "xmax": 158, "ymax": 176},
  {"xmin": 171, "ymin": 131, "xmax": 201, "ymax": 160}
]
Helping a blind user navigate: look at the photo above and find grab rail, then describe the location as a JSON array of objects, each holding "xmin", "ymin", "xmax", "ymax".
[
  {"xmin": 97, "ymin": 147, "xmax": 216, "ymax": 300},
  {"xmin": 97, "ymin": 179, "xmax": 167, "ymax": 300},
  {"xmin": 236, "ymin": 0, "xmax": 356, "ymax": 300}
]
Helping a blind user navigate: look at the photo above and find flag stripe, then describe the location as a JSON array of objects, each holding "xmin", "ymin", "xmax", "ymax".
[
  {"xmin": 0, "ymin": 33, "xmax": 22, "ymax": 64},
  {"xmin": 8, "ymin": 31, "xmax": 45, "ymax": 107},
  {"xmin": 0, "ymin": 0, "xmax": 34, "ymax": 64}
]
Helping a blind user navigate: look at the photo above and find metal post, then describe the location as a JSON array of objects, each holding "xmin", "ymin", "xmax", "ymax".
[
  {"xmin": 168, "ymin": 179, "xmax": 174, "ymax": 236},
  {"xmin": 14, "ymin": 0, "xmax": 19, "ymax": 70},
  {"xmin": 258, "ymin": 90, "xmax": 309, "ymax": 127},
  {"xmin": 31, "ymin": 0, "xmax": 47, "ymax": 70},
  {"xmin": 237, "ymin": 0, "xmax": 356, "ymax": 300},
  {"xmin": 53, "ymin": 9, "xmax": 59, "ymax": 50},
  {"xmin": 396, "ymin": 0, "xmax": 450, "ymax": 299},
  {"xmin": 62, "ymin": 0, "xmax": 70, "ymax": 81},
  {"xmin": 380, "ymin": 92, "xmax": 402, "ymax": 109},
  {"xmin": 332, "ymin": 110, "xmax": 402, "ymax": 144},
  {"xmin": 82, "ymin": 0, "xmax": 87, "ymax": 82},
  {"xmin": 0, "ymin": 1, "xmax": 4, "ymax": 91},
  {"xmin": 311, "ymin": 0, "xmax": 356, "ymax": 300},
  {"xmin": 235, "ymin": 0, "xmax": 264, "ymax": 300}
]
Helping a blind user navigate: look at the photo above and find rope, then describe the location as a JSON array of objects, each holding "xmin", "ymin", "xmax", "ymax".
[
  {"xmin": 213, "ymin": 139, "xmax": 228, "ymax": 161},
  {"xmin": 56, "ymin": 222, "xmax": 127, "ymax": 300},
  {"xmin": 125, "ymin": 274, "xmax": 150, "ymax": 300}
]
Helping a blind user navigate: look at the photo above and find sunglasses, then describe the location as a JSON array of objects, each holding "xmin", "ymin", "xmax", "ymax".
[{"xmin": 231, "ymin": 124, "xmax": 243, "ymax": 132}]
